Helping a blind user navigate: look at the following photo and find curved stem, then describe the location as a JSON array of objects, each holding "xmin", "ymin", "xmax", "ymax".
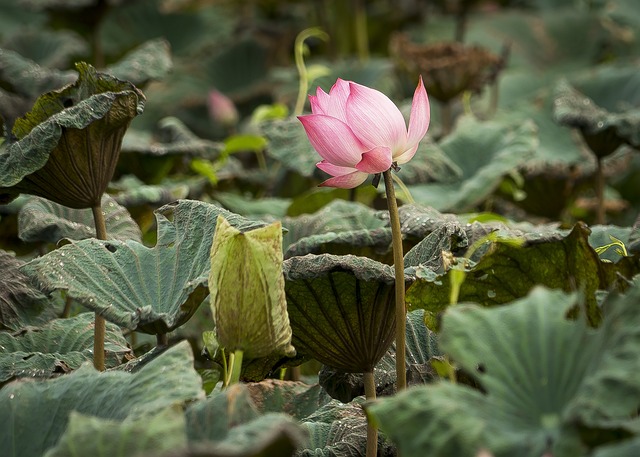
[
  {"xmin": 294, "ymin": 27, "xmax": 329, "ymax": 116},
  {"xmin": 91, "ymin": 203, "xmax": 107, "ymax": 372},
  {"xmin": 383, "ymin": 169, "xmax": 406, "ymax": 391},
  {"xmin": 363, "ymin": 371, "xmax": 378, "ymax": 457}
]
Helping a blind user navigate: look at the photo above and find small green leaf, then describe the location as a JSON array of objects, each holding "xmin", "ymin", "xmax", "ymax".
[{"xmin": 222, "ymin": 134, "xmax": 267, "ymax": 155}]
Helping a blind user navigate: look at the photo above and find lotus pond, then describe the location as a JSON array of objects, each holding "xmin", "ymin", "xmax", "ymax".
[{"xmin": 1, "ymin": 1, "xmax": 640, "ymax": 456}]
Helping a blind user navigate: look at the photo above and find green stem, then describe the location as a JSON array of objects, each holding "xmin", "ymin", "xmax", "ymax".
[
  {"xmin": 294, "ymin": 27, "xmax": 329, "ymax": 116},
  {"xmin": 383, "ymin": 169, "xmax": 406, "ymax": 391},
  {"xmin": 91, "ymin": 203, "xmax": 107, "ymax": 372},
  {"xmin": 363, "ymin": 371, "xmax": 378, "ymax": 457},
  {"xmin": 391, "ymin": 173, "xmax": 414, "ymax": 204},
  {"xmin": 62, "ymin": 294, "xmax": 73, "ymax": 318},
  {"xmin": 227, "ymin": 349, "xmax": 244, "ymax": 386},
  {"xmin": 353, "ymin": 0, "xmax": 369, "ymax": 62}
]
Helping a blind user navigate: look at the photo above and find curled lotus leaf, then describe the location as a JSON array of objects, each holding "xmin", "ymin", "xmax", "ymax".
[
  {"xmin": 283, "ymin": 253, "xmax": 398, "ymax": 373},
  {"xmin": 0, "ymin": 62, "xmax": 145, "ymax": 208}
]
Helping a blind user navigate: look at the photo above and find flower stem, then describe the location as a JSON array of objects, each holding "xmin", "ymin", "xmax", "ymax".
[
  {"xmin": 91, "ymin": 203, "xmax": 107, "ymax": 372},
  {"xmin": 383, "ymin": 169, "xmax": 406, "ymax": 391},
  {"xmin": 363, "ymin": 371, "xmax": 378, "ymax": 457}
]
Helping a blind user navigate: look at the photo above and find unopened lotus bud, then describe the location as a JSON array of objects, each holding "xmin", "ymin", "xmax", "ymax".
[
  {"xmin": 207, "ymin": 89, "xmax": 239, "ymax": 128},
  {"xmin": 208, "ymin": 215, "xmax": 295, "ymax": 359}
]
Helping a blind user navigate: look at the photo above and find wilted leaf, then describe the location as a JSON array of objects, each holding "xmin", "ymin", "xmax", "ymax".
[
  {"xmin": 0, "ymin": 312, "xmax": 130, "ymax": 382},
  {"xmin": 18, "ymin": 194, "xmax": 142, "ymax": 243},
  {"xmin": 21, "ymin": 200, "xmax": 265, "ymax": 334},
  {"xmin": 0, "ymin": 341, "xmax": 204, "ymax": 457}
]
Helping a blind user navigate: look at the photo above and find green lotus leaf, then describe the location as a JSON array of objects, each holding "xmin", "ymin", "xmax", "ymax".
[
  {"xmin": 285, "ymin": 228, "xmax": 393, "ymax": 263},
  {"xmin": 407, "ymin": 222, "xmax": 605, "ymax": 327},
  {"xmin": 0, "ymin": 312, "xmax": 130, "ymax": 382},
  {"xmin": 0, "ymin": 49, "xmax": 76, "ymax": 134},
  {"xmin": 282, "ymin": 199, "xmax": 385, "ymax": 252},
  {"xmin": 105, "ymin": 38, "xmax": 172, "ymax": 87},
  {"xmin": 0, "ymin": 340, "xmax": 204, "ymax": 457},
  {"xmin": 370, "ymin": 283, "xmax": 640, "ymax": 456},
  {"xmin": 407, "ymin": 116, "xmax": 538, "ymax": 212},
  {"xmin": 186, "ymin": 383, "xmax": 260, "ymax": 443},
  {"xmin": 209, "ymin": 215, "xmax": 295, "ymax": 359},
  {"xmin": 186, "ymin": 382, "xmax": 307, "ymax": 456},
  {"xmin": 121, "ymin": 117, "xmax": 221, "ymax": 157},
  {"xmin": 0, "ymin": 48, "xmax": 76, "ymax": 98},
  {"xmin": 2, "ymin": 28, "xmax": 88, "ymax": 69},
  {"xmin": 21, "ymin": 200, "xmax": 265, "ymax": 334},
  {"xmin": 214, "ymin": 192, "xmax": 291, "ymax": 219},
  {"xmin": 283, "ymin": 254, "xmax": 397, "ymax": 373},
  {"xmin": 18, "ymin": 194, "xmax": 142, "ymax": 244},
  {"xmin": 553, "ymin": 79, "xmax": 640, "ymax": 157},
  {"xmin": 0, "ymin": 62, "xmax": 145, "ymax": 208},
  {"xmin": 262, "ymin": 117, "xmax": 319, "ymax": 177},
  {"xmin": 390, "ymin": 136, "xmax": 462, "ymax": 186},
  {"xmin": 299, "ymin": 397, "xmax": 394, "ymax": 457},
  {"xmin": 592, "ymin": 436, "xmax": 640, "ymax": 457},
  {"xmin": 110, "ymin": 175, "xmax": 191, "ymax": 208},
  {"xmin": 43, "ymin": 408, "xmax": 187, "ymax": 457},
  {"xmin": 0, "ymin": 250, "xmax": 57, "ymax": 331},
  {"xmin": 99, "ymin": 0, "xmax": 233, "ymax": 58}
]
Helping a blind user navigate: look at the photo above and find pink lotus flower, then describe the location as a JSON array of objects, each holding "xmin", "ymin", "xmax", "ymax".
[{"xmin": 298, "ymin": 77, "xmax": 430, "ymax": 188}]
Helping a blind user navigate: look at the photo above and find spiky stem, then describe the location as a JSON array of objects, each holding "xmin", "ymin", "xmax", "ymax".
[{"xmin": 383, "ymin": 169, "xmax": 406, "ymax": 391}]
